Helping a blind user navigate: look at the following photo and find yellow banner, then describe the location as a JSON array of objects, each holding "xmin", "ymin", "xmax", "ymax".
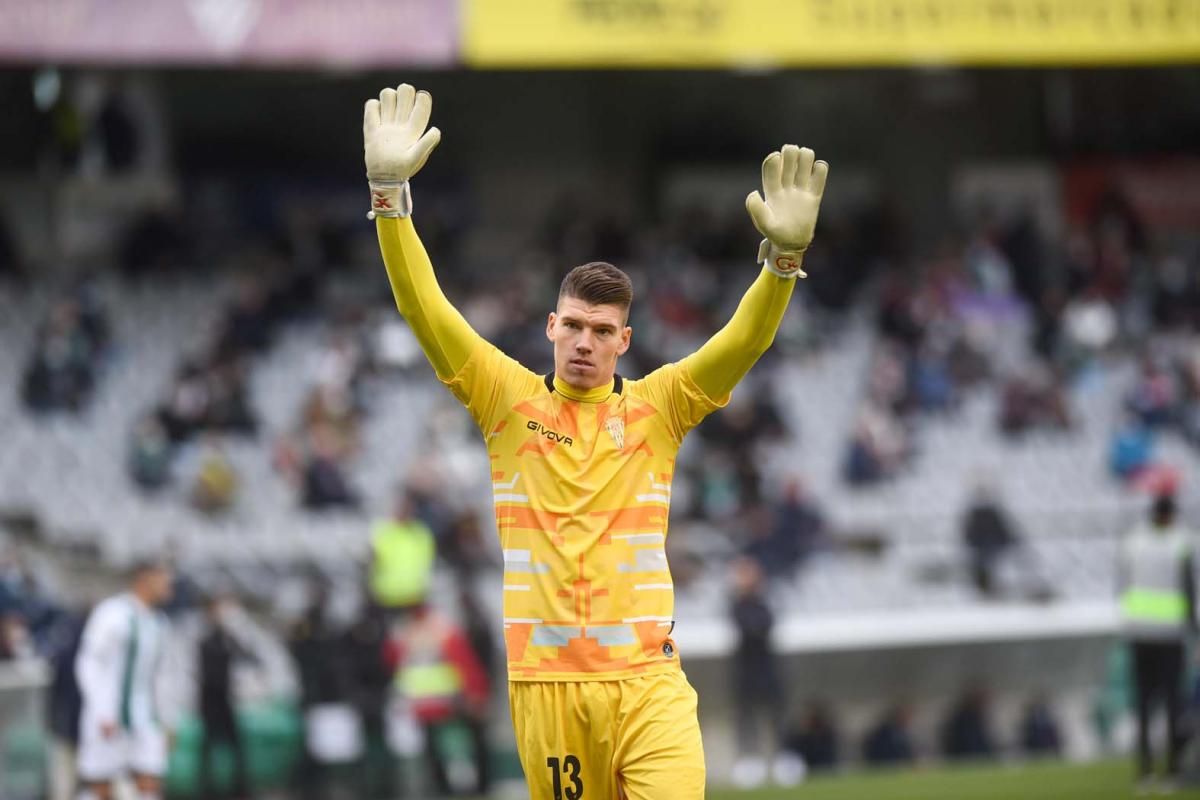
[{"xmin": 464, "ymin": 0, "xmax": 1200, "ymax": 67}]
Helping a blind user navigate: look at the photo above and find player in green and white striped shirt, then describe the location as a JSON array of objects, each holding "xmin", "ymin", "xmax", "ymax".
[{"xmin": 75, "ymin": 561, "xmax": 173, "ymax": 800}]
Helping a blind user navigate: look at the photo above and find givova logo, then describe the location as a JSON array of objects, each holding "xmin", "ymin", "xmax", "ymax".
[{"xmin": 527, "ymin": 420, "xmax": 574, "ymax": 446}]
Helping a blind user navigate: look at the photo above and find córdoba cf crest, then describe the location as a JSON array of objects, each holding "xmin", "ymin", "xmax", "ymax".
[{"xmin": 605, "ymin": 417, "xmax": 625, "ymax": 450}]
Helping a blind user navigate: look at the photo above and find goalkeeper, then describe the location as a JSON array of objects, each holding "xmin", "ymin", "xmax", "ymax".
[{"xmin": 364, "ymin": 83, "xmax": 827, "ymax": 799}]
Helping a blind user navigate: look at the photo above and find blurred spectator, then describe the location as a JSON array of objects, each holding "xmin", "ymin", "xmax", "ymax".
[
  {"xmin": 457, "ymin": 586, "xmax": 499, "ymax": 688},
  {"xmin": 187, "ymin": 437, "xmax": 239, "ymax": 514},
  {"xmin": 1110, "ymin": 413, "xmax": 1156, "ymax": 481},
  {"xmin": 128, "ymin": 415, "xmax": 173, "ymax": 491},
  {"xmin": 961, "ymin": 485, "xmax": 1020, "ymax": 597},
  {"xmin": 22, "ymin": 298, "xmax": 99, "ymax": 413},
  {"xmin": 1019, "ymin": 696, "xmax": 1062, "ymax": 757},
  {"xmin": 198, "ymin": 595, "xmax": 256, "ymax": 800},
  {"xmin": 729, "ymin": 557, "xmax": 783, "ymax": 789},
  {"xmin": 1119, "ymin": 493, "xmax": 1195, "ymax": 787},
  {"xmin": 74, "ymin": 278, "xmax": 112, "ymax": 357},
  {"xmin": 1128, "ymin": 355, "xmax": 1178, "ymax": 429},
  {"xmin": 217, "ymin": 277, "xmax": 273, "ymax": 357},
  {"xmin": 862, "ymin": 705, "xmax": 916, "ymax": 766},
  {"xmin": 342, "ymin": 599, "xmax": 397, "ymax": 800},
  {"xmin": 844, "ymin": 402, "xmax": 908, "ymax": 487},
  {"xmin": 753, "ymin": 477, "xmax": 827, "ymax": 575},
  {"xmin": 696, "ymin": 391, "xmax": 787, "ymax": 458},
  {"xmin": 782, "ymin": 701, "xmax": 840, "ymax": 773},
  {"xmin": 203, "ymin": 357, "xmax": 257, "ymax": 435},
  {"xmin": 998, "ymin": 362, "xmax": 1072, "ymax": 437},
  {"xmin": 369, "ymin": 488, "xmax": 436, "ymax": 611},
  {"xmin": 909, "ymin": 342, "xmax": 957, "ymax": 413},
  {"xmin": 301, "ymin": 386, "xmax": 360, "ymax": 455},
  {"xmin": 287, "ymin": 579, "xmax": 350, "ymax": 800},
  {"xmin": 940, "ymin": 687, "xmax": 997, "ymax": 761},
  {"xmin": 0, "ymin": 546, "xmax": 59, "ymax": 646},
  {"xmin": 159, "ymin": 360, "xmax": 212, "ymax": 443},
  {"xmin": 877, "ymin": 276, "xmax": 926, "ymax": 349},
  {"xmin": 0, "ymin": 611, "xmax": 34, "ymax": 660},
  {"xmin": 440, "ymin": 511, "xmax": 492, "ymax": 579},
  {"xmin": 300, "ymin": 423, "xmax": 360, "ymax": 511},
  {"xmin": 44, "ymin": 609, "xmax": 87, "ymax": 800},
  {"xmin": 386, "ymin": 603, "xmax": 491, "ymax": 797}
]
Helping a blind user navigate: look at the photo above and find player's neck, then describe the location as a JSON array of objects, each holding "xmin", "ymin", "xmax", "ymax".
[{"xmin": 553, "ymin": 374, "xmax": 614, "ymax": 403}]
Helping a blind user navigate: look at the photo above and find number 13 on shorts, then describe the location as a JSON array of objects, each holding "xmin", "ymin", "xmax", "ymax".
[
  {"xmin": 547, "ymin": 754, "xmax": 584, "ymax": 800},
  {"xmin": 510, "ymin": 673, "xmax": 706, "ymax": 800}
]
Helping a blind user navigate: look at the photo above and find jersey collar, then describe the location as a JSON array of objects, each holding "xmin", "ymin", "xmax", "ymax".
[{"xmin": 545, "ymin": 372, "xmax": 623, "ymax": 403}]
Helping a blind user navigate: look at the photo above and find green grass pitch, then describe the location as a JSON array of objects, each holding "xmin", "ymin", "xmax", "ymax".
[{"xmin": 706, "ymin": 759, "xmax": 1200, "ymax": 799}]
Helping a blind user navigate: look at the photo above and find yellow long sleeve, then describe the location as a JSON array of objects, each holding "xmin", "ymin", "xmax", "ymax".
[
  {"xmin": 376, "ymin": 217, "xmax": 483, "ymax": 381},
  {"xmin": 684, "ymin": 267, "xmax": 797, "ymax": 400}
]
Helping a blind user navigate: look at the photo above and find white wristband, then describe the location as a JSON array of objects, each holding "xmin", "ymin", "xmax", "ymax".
[
  {"xmin": 367, "ymin": 180, "xmax": 413, "ymax": 220},
  {"xmin": 757, "ymin": 238, "xmax": 807, "ymax": 279}
]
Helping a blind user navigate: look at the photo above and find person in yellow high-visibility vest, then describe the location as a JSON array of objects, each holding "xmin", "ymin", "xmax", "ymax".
[
  {"xmin": 385, "ymin": 604, "xmax": 491, "ymax": 796},
  {"xmin": 369, "ymin": 488, "xmax": 436, "ymax": 611},
  {"xmin": 1118, "ymin": 493, "xmax": 1196, "ymax": 791}
]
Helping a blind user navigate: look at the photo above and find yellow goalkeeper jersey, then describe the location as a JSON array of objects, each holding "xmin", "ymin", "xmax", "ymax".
[
  {"xmin": 376, "ymin": 217, "xmax": 796, "ymax": 682},
  {"xmin": 443, "ymin": 343, "xmax": 726, "ymax": 681}
]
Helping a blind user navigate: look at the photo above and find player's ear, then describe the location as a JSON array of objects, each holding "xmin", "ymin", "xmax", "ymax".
[
  {"xmin": 617, "ymin": 325, "xmax": 632, "ymax": 356},
  {"xmin": 546, "ymin": 312, "xmax": 557, "ymax": 342}
]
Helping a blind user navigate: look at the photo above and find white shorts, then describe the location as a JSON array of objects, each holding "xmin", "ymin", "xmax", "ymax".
[{"xmin": 76, "ymin": 723, "xmax": 167, "ymax": 782}]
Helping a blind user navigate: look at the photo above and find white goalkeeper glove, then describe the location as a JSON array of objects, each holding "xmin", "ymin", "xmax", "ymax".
[
  {"xmin": 363, "ymin": 83, "xmax": 442, "ymax": 219},
  {"xmin": 745, "ymin": 144, "xmax": 828, "ymax": 279}
]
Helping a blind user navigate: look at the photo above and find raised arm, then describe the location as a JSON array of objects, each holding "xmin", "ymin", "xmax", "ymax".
[
  {"xmin": 688, "ymin": 145, "xmax": 828, "ymax": 400},
  {"xmin": 376, "ymin": 217, "xmax": 481, "ymax": 381},
  {"xmin": 365, "ymin": 84, "xmax": 483, "ymax": 381}
]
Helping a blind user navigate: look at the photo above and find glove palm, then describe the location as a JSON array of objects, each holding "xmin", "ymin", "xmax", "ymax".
[
  {"xmin": 745, "ymin": 145, "xmax": 828, "ymax": 278},
  {"xmin": 363, "ymin": 84, "xmax": 441, "ymax": 217}
]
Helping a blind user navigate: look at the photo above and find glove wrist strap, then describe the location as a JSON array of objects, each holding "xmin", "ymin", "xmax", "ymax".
[
  {"xmin": 758, "ymin": 239, "xmax": 807, "ymax": 279},
  {"xmin": 367, "ymin": 180, "xmax": 412, "ymax": 220}
]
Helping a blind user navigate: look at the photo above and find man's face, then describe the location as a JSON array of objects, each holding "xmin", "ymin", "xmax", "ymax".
[
  {"xmin": 546, "ymin": 295, "xmax": 632, "ymax": 390},
  {"xmin": 138, "ymin": 567, "xmax": 175, "ymax": 607}
]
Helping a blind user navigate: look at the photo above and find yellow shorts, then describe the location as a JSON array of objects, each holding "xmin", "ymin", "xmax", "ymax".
[{"xmin": 508, "ymin": 670, "xmax": 705, "ymax": 800}]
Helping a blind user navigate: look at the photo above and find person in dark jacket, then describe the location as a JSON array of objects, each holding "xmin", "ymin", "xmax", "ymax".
[
  {"xmin": 863, "ymin": 705, "xmax": 916, "ymax": 766},
  {"xmin": 940, "ymin": 687, "xmax": 997, "ymax": 761},
  {"xmin": 729, "ymin": 557, "xmax": 783, "ymax": 788},
  {"xmin": 343, "ymin": 599, "xmax": 397, "ymax": 800},
  {"xmin": 961, "ymin": 485, "xmax": 1019, "ymax": 596},
  {"xmin": 783, "ymin": 701, "xmax": 840, "ymax": 772},
  {"xmin": 198, "ymin": 595, "xmax": 256, "ymax": 799},
  {"xmin": 287, "ymin": 578, "xmax": 350, "ymax": 800},
  {"xmin": 45, "ymin": 608, "xmax": 87, "ymax": 800}
]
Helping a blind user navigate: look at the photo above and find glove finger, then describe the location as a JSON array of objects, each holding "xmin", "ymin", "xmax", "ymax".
[
  {"xmin": 379, "ymin": 87, "xmax": 397, "ymax": 122},
  {"xmin": 810, "ymin": 159, "xmax": 829, "ymax": 197},
  {"xmin": 796, "ymin": 147, "xmax": 815, "ymax": 189},
  {"xmin": 781, "ymin": 145, "xmax": 800, "ymax": 189},
  {"xmin": 761, "ymin": 151, "xmax": 783, "ymax": 199},
  {"xmin": 363, "ymin": 98, "xmax": 381, "ymax": 138},
  {"xmin": 396, "ymin": 83, "xmax": 416, "ymax": 123},
  {"xmin": 410, "ymin": 127, "xmax": 442, "ymax": 175},
  {"xmin": 745, "ymin": 191, "xmax": 773, "ymax": 236},
  {"xmin": 409, "ymin": 90, "xmax": 433, "ymax": 134}
]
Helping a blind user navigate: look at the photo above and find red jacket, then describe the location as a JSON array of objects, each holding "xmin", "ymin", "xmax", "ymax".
[{"xmin": 384, "ymin": 608, "xmax": 489, "ymax": 723}]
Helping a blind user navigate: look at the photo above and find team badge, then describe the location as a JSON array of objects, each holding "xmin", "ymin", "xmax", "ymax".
[
  {"xmin": 662, "ymin": 641, "xmax": 674, "ymax": 658},
  {"xmin": 605, "ymin": 416, "xmax": 625, "ymax": 449}
]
